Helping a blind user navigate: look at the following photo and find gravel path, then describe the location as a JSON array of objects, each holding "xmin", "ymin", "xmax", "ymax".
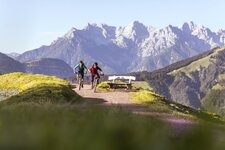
[
  {"xmin": 75, "ymin": 85, "xmax": 132, "ymax": 104},
  {"xmin": 74, "ymin": 84, "xmax": 196, "ymax": 134}
]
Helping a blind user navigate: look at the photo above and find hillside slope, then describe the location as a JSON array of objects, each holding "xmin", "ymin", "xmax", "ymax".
[
  {"xmin": 0, "ymin": 73, "xmax": 80, "ymax": 104},
  {"xmin": 0, "ymin": 53, "xmax": 74, "ymax": 78},
  {"xmin": 132, "ymin": 47, "xmax": 225, "ymax": 116},
  {"xmin": 75, "ymin": 83, "xmax": 223, "ymax": 123},
  {"xmin": 6, "ymin": 52, "xmax": 21, "ymax": 59},
  {"xmin": 25, "ymin": 58, "xmax": 74, "ymax": 78},
  {"xmin": 0, "ymin": 75, "xmax": 224, "ymax": 149},
  {"xmin": 0, "ymin": 52, "xmax": 25, "ymax": 74}
]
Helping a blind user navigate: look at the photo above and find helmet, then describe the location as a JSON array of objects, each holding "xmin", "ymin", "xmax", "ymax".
[
  {"xmin": 94, "ymin": 62, "xmax": 98, "ymax": 66},
  {"xmin": 80, "ymin": 60, "xmax": 84, "ymax": 64}
]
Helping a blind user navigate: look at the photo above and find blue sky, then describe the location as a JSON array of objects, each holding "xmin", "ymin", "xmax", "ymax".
[{"xmin": 0, "ymin": 0, "xmax": 225, "ymax": 53}]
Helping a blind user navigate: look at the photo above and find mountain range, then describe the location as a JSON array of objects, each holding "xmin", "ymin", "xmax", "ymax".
[
  {"xmin": 15, "ymin": 21, "xmax": 225, "ymax": 73},
  {"xmin": 2, "ymin": 21, "xmax": 225, "ymax": 116},
  {"xmin": 132, "ymin": 47, "xmax": 225, "ymax": 117},
  {"xmin": 6, "ymin": 53, "xmax": 21, "ymax": 59}
]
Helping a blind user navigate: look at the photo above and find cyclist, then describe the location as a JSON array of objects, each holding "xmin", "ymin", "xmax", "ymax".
[
  {"xmin": 74, "ymin": 60, "xmax": 88, "ymax": 88},
  {"xmin": 89, "ymin": 62, "xmax": 104, "ymax": 88}
]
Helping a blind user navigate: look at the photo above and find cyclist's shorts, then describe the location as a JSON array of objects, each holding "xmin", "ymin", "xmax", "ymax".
[
  {"xmin": 91, "ymin": 74, "xmax": 100, "ymax": 82},
  {"xmin": 77, "ymin": 71, "xmax": 84, "ymax": 79}
]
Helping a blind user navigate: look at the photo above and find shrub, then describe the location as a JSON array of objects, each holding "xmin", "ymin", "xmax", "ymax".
[
  {"xmin": 130, "ymin": 90, "xmax": 163, "ymax": 104},
  {"xmin": 97, "ymin": 82, "xmax": 110, "ymax": 89}
]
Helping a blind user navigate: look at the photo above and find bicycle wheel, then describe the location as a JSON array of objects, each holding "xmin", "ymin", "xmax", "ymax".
[
  {"xmin": 78, "ymin": 77, "xmax": 83, "ymax": 90},
  {"xmin": 93, "ymin": 78, "xmax": 99, "ymax": 93},
  {"xmin": 78, "ymin": 78, "xmax": 81, "ymax": 90}
]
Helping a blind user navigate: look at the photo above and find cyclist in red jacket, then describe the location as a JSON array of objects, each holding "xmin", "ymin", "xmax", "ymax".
[{"xmin": 89, "ymin": 62, "xmax": 103, "ymax": 88}]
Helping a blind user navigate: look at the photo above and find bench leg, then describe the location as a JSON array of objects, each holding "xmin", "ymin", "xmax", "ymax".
[
  {"xmin": 127, "ymin": 84, "xmax": 132, "ymax": 90},
  {"xmin": 109, "ymin": 84, "xmax": 113, "ymax": 89}
]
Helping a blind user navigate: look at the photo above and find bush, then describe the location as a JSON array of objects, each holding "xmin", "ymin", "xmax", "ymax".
[
  {"xmin": 97, "ymin": 82, "xmax": 110, "ymax": 89},
  {"xmin": 130, "ymin": 90, "xmax": 163, "ymax": 104}
]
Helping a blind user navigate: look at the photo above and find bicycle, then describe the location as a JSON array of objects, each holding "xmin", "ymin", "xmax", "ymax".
[
  {"xmin": 76, "ymin": 72, "xmax": 86, "ymax": 90},
  {"xmin": 92, "ymin": 73, "xmax": 104, "ymax": 93}
]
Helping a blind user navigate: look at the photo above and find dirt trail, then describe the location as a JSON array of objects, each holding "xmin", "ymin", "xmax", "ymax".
[
  {"xmin": 74, "ymin": 85, "xmax": 196, "ymax": 134},
  {"xmin": 75, "ymin": 85, "xmax": 133, "ymax": 104}
]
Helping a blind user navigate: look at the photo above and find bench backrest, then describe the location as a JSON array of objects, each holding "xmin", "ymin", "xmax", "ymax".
[{"xmin": 108, "ymin": 76, "xmax": 136, "ymax": 84}]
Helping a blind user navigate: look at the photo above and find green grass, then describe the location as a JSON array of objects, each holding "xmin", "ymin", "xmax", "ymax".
[
  {"xmin": 131, "ymin": 90, "xmax": 225, "ymax": 124},
  {"xmin": 132, "ymin": 81, "xmax": 153, "ymax": 90},
  {"xmin": 96, "ymin": 81, "xmax": 131, "ymax": 92},
  {"xmin": 97, "ymin": 81, "xmax": 152, "ymax": 92},
  {"xmin": 131, "ymin": 90, "xmax": 162, "ymax": 104},
  {"xmin": 96, "ymin": 82, "xmax": 115, "ymax": 92},
  {"xmin": 212, "ymin": 84, "xmax": 225, "ymax": 90},
  {"xmin": 0, "ymin": 74, "xmax": 225, "ymax": 149},
  {"xmin": 218, "ymin": 74, "xmax": 225, "ymax": 82},
  {"xmin": 0, "ymin": 73, "xmax": 81, "ymax": 104},
  {"xmin": 0, "ymin": 72, "xmax": 69, "ymax": 91},
  {"xmin": 169, "ymin": 47, "xmax": 225, "ymax": 78},
  {"xmin": 97, "ymin": 82, "xmax": 110, "ymax": 89},
  {"xmin": 0, "ymin": 104, "xmax": 224, "ymax": 150},
  {"xmin": 203, "ymin": 88, "xmax": 225, "ymax": 117},
  {"xmin": 0, "ymin": 105, "xmax": 165, "ymax": 150}
]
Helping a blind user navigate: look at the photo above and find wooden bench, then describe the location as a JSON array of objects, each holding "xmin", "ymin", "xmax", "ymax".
[{"xmin": 107, "ymin": 76, "xmax": 136, "ymax": 89}]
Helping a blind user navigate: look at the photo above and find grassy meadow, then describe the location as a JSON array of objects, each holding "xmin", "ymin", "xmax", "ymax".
[{"xmin": 0, "ymin": 73, "xmax": 225, "ymax": 149}]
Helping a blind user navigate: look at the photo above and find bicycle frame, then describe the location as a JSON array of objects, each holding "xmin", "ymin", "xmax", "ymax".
[
  {"xmin": 93, "ymin": 76, "xmax": 100, "ymax": 93},
  {"xmin": 92, "ymin": 73, "xmax": 104, "ymax": 92},
  {"xmin": 76, "ymin": 72, "xmax": 84, "ymax": 90},
  {"xmin": 78, "ymin": 77, "xmax": 84, "ymax": 90}
]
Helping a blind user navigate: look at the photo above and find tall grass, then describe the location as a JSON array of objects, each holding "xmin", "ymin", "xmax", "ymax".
[
  {"xmin": 0, "ymin": 104, "xmax": 224, "ymax": 150},
  {"xmin": 0, "ymin": 73, "xmax": 225, "ymax": 149}
]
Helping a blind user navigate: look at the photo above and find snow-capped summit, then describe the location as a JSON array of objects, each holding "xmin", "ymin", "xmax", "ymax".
[
  {"xmin": 217, "ymin": 29, "xmax": 225, "ymax": 44},
  {"xmin": 64, "ymin": 27, "xmax": 77, "ymax": 39},
  {"xmin": 121, "ymin": 21, "xmax": 149, "ymax": 43},
  {"xmin": 16, "ymin": 21, "xmax": 225, "ymax": 74},
  {"xmin": 74, "ymin": 23, "xmax": 115, "ymax": 45},
  {"xmin": 182, "ymin": 21, "xmax": 200, "ymax": 33},
  {"xmin": 218, "ymin": 29, "xmax": 225, "ymax": 34},
  {"xmin": 182, "ymin": 22, "xmax": 211, "ymax": 38},
  {"xmin": 181, "ymin": 22, "xmax": 221, "ymax": 48}
]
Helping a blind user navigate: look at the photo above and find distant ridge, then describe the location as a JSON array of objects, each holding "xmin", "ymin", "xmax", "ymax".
[
  {"xmin": 16, "ymin": 21, "xmax": 225, "ymax": 74},
  {"xmin": 6, "ymin": 52, "xmax": 21, "ymax": 59},
  {"xmin": 0, "ymin": 53, "xmax": 73, "ymax": 78},
  {"xmin": 0, "ymin": 52, "xmax": 25, "ymax": 74},
  {"xmin": 25, "ymin": 58, "xmax": 74, "ymax": 78},
  {"xmin": 132, "ymin": 47, "xmax": 225, "ymax": 117}
]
